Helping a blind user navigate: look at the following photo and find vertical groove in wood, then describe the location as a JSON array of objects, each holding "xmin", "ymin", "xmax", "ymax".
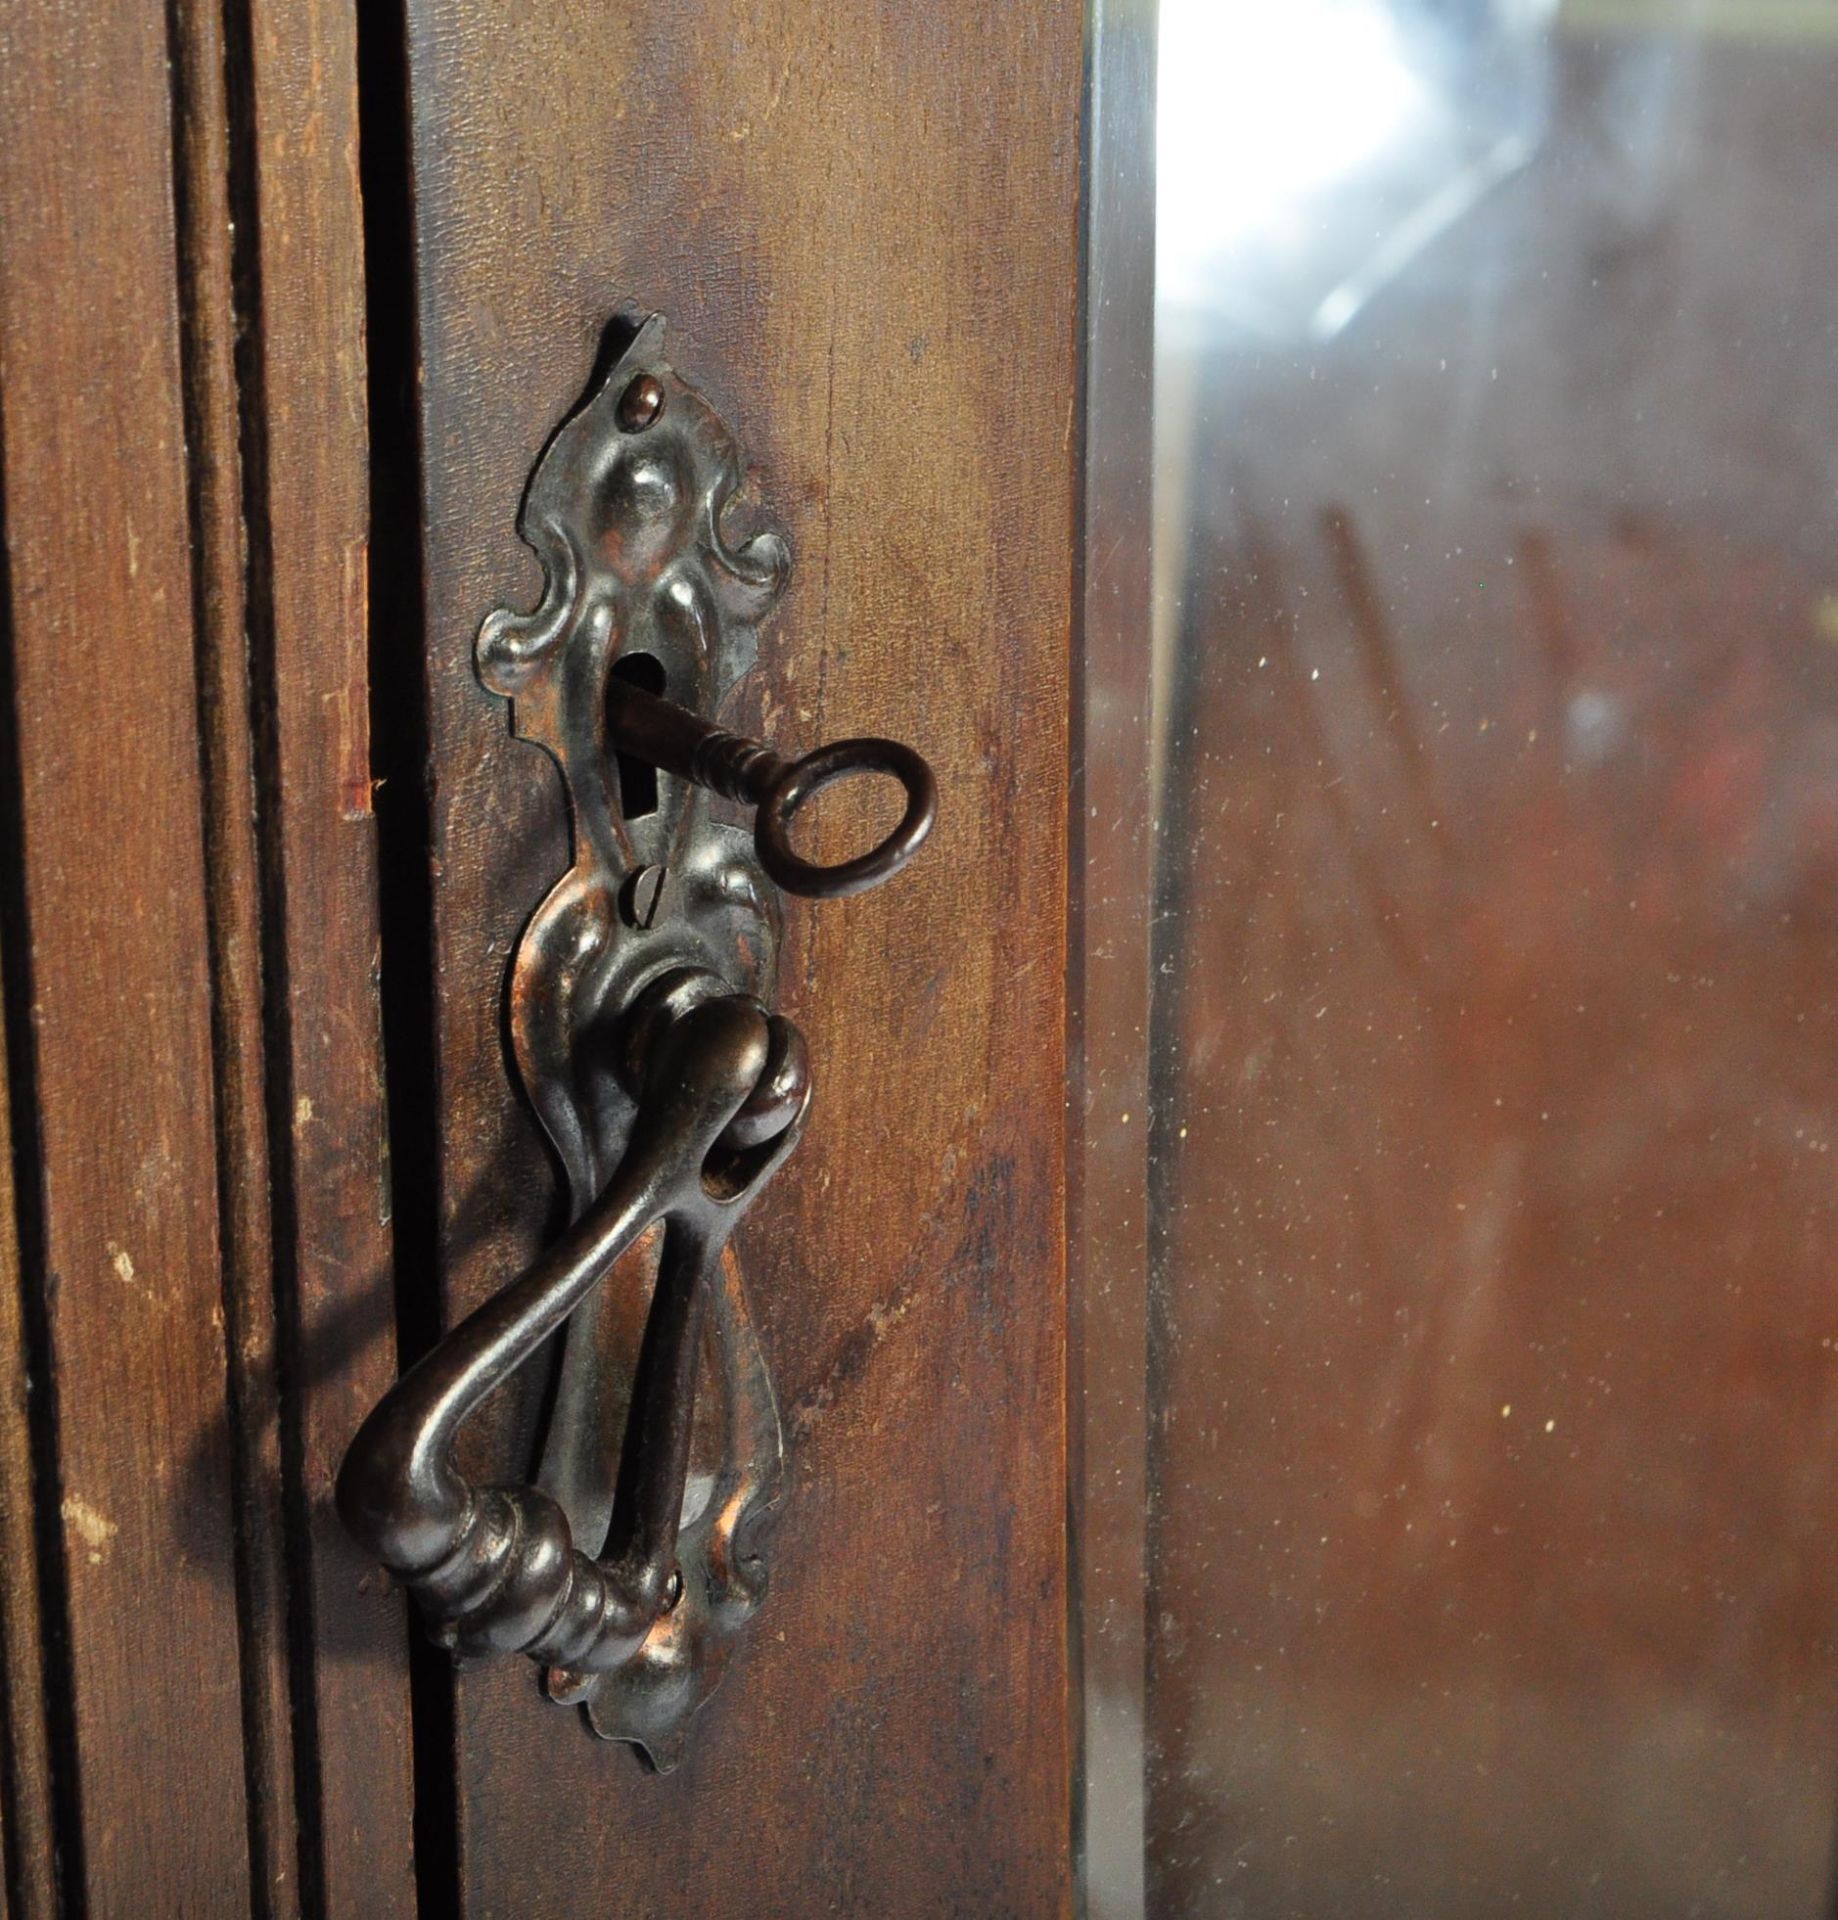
[
  {"xmin": 0, "ymin": 923, "xmax": 56, "ymax": 1918},
  {"xmin": 350, "ymin": 0, "xmax": 462, "ymax": 1908},
  {"xmin": 0, "ymin": 372, "xmax": 85, "ymax": 1920},
  {"xmin": 239, "ymin": 0, "xmax": 419, "ymax": 1905},
  {"xmin": 0, "ymin": 0, "xmax": 256, "ymax": 1904},
  {"xmin": 167, "ymin": 0, "xmax": 303, "ymax": 1909}
]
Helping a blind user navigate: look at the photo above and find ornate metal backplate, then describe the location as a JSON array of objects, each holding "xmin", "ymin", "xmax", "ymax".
[
  {"xmin": 475, "ymin": 315, "xmax": 791, "ymax": 1761},
  {"xmin": 338, "ymin": 311, "xmax": 931, "ymax": 1772}
]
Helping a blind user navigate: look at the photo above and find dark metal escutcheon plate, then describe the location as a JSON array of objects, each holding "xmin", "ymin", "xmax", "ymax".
[{"xmin": 476, "ymin": 315, "xmax": 790, "ymax": 1762}]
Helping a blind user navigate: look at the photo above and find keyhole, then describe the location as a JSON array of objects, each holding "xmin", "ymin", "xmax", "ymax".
[{"xmin": 609, "ymin": 651, "xmax": 666, "ymax": 819}]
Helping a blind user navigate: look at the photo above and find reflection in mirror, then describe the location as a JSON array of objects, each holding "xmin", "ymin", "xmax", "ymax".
[{"xmin": 1145, "ymin": 1, "xmax": 1838, "ymax": 1913}]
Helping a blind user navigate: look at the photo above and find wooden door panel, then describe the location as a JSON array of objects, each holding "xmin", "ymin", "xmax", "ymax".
[
  {"xmin": 0, "ymin": 0, "xmax": 412, "ymax": 1908},
  {"xmin": 0, "ymin": 2, "xmax": 255, "ymax": 1899},
  {"xmin": 394, "ymin": 2, "xmax": 1082, "ymax": 1910},
  {"xmin": 0, "ymin": 1, "xmax": 1084, "ymax": 1907},
  {"xmin": 240, "ymin": 0, "xmax": 419, "ymax": 1905}
]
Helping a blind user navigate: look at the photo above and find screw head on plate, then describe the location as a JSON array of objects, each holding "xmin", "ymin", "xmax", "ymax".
[
  {"xmin": 616, "ymin": 372, "xmax": 665, "ymax": 432},
  {"xmin": 621, "ymin": 864, "xmax": 670, "ymax": 929}
]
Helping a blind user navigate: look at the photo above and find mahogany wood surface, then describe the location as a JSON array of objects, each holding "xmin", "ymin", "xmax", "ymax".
[
  {"xmin": 238, "ymin": 3, "xmax": 418, "ymax": 1904},
  {"xmin": 0, "ymin": 0, "xmax": 410, "ymax": 1908},
  {"xmin": 395, "ymin": 2, "xmax": 1083, "ymax": 1911},
  {"xmin": 169, "ymin": 0, "xmax": 300, "ymax": 1902},
  {"xmin": 0, "ymin": 0, "xmax": 255, "ymax": 1902},
  {"xmin": 0, "ymin": 1, "xmax": 1085, "ymax": 1908},
  {"xmin": 239, "ymin": 0, "xmax": 417, "ymax": 1906}
]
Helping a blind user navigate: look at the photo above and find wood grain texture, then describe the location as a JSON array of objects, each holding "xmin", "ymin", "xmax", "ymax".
[
  {"xmin": 399, "ymin": 3, "xmax": 1083, "ymax": 1910},
  {"xmin": 241, "ymin": 0, "xmax": 418, "ymax": 1906},
  {"xmin": 0, "ymin": 0, "xmax": 252, "ymax": 1902}
]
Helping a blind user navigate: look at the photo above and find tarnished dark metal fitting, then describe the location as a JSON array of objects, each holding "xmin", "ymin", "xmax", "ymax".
[
  {"xmin": 336, "ymin": 311, "xmax": 935, "ymax": 1770},
  {"xmin": 615, "ymin": 370, "xmax": 665, "ymax": 432},
  {"xmin": 605, "ymin": 675, "xmax": 938, "ymax": 899}
]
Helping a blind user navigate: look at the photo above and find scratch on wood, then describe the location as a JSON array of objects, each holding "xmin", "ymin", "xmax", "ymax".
[{"xmin": 788, "ymin": 1267, "xmax": 929, "ymax": 1439}]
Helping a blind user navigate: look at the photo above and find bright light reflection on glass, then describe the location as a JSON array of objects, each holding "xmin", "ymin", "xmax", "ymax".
[{"xmin": 1157, "ymin": 0, "xmax": 1428, "ymax": 312}]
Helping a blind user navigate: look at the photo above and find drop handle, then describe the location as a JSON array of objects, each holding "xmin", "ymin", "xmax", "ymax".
[
  {"xmin": 604, "ymin": 676, "xmax": 937, "ymax": 900},
  {"xmin": 335, "ymin": 984, "xmax": 807, "ymax": 1678}
]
